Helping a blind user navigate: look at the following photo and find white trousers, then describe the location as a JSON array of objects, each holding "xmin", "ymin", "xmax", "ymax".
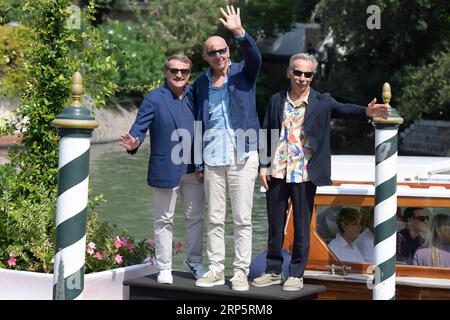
[
  {"xmin": 204, "ymin": 151, "xmax": 259, "ymax": 275},
  {"xmin": 152, "ymin": 173, "xmax": 205, "ymax": 271}
]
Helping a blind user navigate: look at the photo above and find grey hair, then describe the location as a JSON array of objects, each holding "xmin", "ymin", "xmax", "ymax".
[
  {"xmin": 164, "ymin": 54, "xmax": 192, "ymax": 70},
  {"xmin": 288, "ymin": 53, "xmax": 318, "ymax": 72}
]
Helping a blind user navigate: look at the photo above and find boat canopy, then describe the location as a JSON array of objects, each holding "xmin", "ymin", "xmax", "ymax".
[{"xmin": 317, "ymin": 155, "xmax": 450, "ymax": 198}]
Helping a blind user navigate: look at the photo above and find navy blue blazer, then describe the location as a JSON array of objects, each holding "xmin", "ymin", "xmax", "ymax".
[
  {"xmin": 260, "ymin": 88, "xmax": 369, "ymax": 186},
  {"xmin": 193, "ymin": 32, "xmax": 262, "ymax": 163},
  {"xmin": 129, "ymin": 83, "xmax": 196, "ymax": 189}
]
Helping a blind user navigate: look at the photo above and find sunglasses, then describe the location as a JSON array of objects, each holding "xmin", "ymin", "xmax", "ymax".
[
  {"xmin": 167, "ymin": 68, "xmax": 190, "ymax": 76},
  {"xmin": 206, "ymin": 47, "xmax": 228, "ymax": 57},
  {"xmin": 413, "ymin": 216, "xmax": 429, "ymax": 222},
  {"xmin": 291, "ymin": 69, "xmax": 314, "ymax": 78}
]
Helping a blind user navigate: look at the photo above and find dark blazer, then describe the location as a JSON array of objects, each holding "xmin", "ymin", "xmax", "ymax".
[
  {"xmin": 129, "ymin": 83, "xmax": 195, "ymax": 189},
  {"xmin": 193, "ymin": 32, "xmax": 262, "ymax": 161},
  {"xmin": 260, "ymin": 88, "xmax": 369, "ymax": 186}
]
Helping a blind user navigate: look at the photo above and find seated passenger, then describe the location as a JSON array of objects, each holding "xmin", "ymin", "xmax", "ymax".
[
  {"xmin": 397, "ymin": 207, "xmax": 427, "ymax": 264},
  {"xmin": 328, "ymin": 207, "xmax": 365, "ymax": 263},
  {"xmin": 413, "ymin": 214, "xmax": 450, "ymax": 268},
  {"xmin": 354, "ymin": 207, "xmax": 374, "ymax": 263}
]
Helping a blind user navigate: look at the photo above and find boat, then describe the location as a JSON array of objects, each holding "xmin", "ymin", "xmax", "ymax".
[{"xmin": 279, "ymin": 155, "xmax": 450, "ymax": 299}]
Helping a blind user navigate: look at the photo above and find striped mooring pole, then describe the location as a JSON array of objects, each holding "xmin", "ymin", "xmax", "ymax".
[
  {"xmin": 52, "ymin": 72, "xmax": 98, "ymax": 300},
  {"xmin": 372, "ymin": 83, "xmax": 404, "ymax": 300}
]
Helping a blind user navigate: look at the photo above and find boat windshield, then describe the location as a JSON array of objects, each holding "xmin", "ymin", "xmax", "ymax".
[{"xmin": 316, "ymin": 205, "xmax": 450, "ymax": 268}]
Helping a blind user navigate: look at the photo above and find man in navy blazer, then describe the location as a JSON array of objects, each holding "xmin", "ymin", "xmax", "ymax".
[
  {"xmin": 252, "ymin": 53, "xmax": 391, "ymax": 291},
  {"xmin": 120, "ymin": 54, "xmax": 205, "ymax": 285},
  {"xmin": 194, "ymin": 5, "xmax": 261, "ymax": 291}
]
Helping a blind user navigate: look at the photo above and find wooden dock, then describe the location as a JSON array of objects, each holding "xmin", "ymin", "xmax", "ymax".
[{"xmin": 124, "ymin": 271, "xmax": 326, "ymax": 300}]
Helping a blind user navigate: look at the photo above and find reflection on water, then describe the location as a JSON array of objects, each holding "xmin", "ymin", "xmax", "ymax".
[{"xmin": 90, "ymin": 141, "xmax": 268, "ymax": 275}]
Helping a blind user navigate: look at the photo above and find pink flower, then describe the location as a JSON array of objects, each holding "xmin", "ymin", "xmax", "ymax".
[
  {"xmin": 94, "ymin": 252, "xmax": 104, "ymax": 260},
  {"xmin": 148, "ymin": 258, "xmax": 156, "ymax": 266},
  {"xmin": 126, "ymin": 241, "xmax": 135, "ymax": 251},
  {"xmin": 7, "ymin": 253, "xmax": 16, "ymax": 267},
  {"xmin": 86, "ymin": 242, "xmax": 96, "ymax": 255},
  {"xmin": 145, "ymin": 239, "xmax": 154, "ymax": 247},
  {"xmin": 114, "ymin": 236, "xmax": 124, "ymax": 249},
  {"xmin": 176, "ymin": 241, "xmax": 183, "ymax": 253},
  {"xmin": 114, "ymin": 254, "xmax": 123, "ymax": 264}
]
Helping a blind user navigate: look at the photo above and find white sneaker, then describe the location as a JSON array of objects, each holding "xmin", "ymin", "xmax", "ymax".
[
  {"xmin": 157, "ymin": 269, "xmax": 173, "ymax": 284},
  {"xmin": 195, "ymin": 269, "xmax": 225, "ymax": 287},
  {"xmin": 230, "ymin": 270, "xmax": 249, "ymax": 291},
  {"xmin": 184, "ymin": 259, "xmax": 205, "ymax": 279}
]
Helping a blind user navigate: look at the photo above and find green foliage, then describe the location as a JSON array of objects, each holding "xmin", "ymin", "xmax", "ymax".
[
  {"xmin": 96, "ymin": 0, "xmax": 225, "ymax": 97},
  {"xmin": 142, "ymin": 0, "xmax": 225, "ymax": 62},
  {"xmin": 316, "ymin": 0, "xmax": 450, "ymax": 108},
  {"xmin": 237, "ymin": 0, "xmax": 299, "ymax": 38},
  {"xmin": 0, "ymin": 25, "xmax": 31, "ymax": 97},
  {"xmin": 0, "ymin": 0, "xmax": 117, "ymax": 273},
  {"xmin": 0, "ymin": 180, "xmax": 56, "ymax": 272},
  {"xmin": 0, "ymin": 0, "xmax": 25, "ymax": 24},
  {"xmin": 302, "ymin": 0, "xmax": 450, "ymax": 150},
  {"xmin": 84, "ymin": 199, "xmax": 157, "ymax": 273},
  {"xmin": 98, "ymin": 20, "xmax": 165, "ymax": 95},
  {"xmin": 397, "ymin": 50, "xmax": 450, "ymax": 121}
]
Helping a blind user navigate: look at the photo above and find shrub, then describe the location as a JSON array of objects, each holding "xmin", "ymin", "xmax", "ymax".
[
  {"xmin": 0, "ymin": 0, "xmax": 117, "ymax": 273},
  {"xmin": 0, "ymin": 25, "xmax": 31, "ymax": 97},
  {"xmin": 98, "ymin": 19, "xmax": 165, "ymax": 97}
]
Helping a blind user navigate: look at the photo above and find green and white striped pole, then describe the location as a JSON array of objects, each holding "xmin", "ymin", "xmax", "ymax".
[
  {"xmin": 372, "ymin": 83, "xmax": 403, "ymax": 300},
  {"xmin": 52, "ymin": 72, "xmax": 98, "ymax": 300}
]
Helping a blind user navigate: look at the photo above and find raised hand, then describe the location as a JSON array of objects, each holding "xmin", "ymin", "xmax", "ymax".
[
  {"xmin": 219, "ymin": 5, "xmax": 245, "ymax": 37},
  {"xmin": 365, "ymin": 98, "xmax": 391, "ymax": 119},
  {"xmin": 119, "ymin": 132, "xmax": 140, "ymax": 151}
]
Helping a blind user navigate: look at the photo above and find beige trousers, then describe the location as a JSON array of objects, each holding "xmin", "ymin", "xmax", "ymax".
[
  {"xmin": 152, "ymin": 173, "xmax": 205, "ymax": 271},
  {"xmin": 204, "ymin": 151, "xmax": 259, "ymax": 275}
]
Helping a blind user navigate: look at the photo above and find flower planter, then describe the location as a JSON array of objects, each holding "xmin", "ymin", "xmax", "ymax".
[{"xmin": 0, "ymin": 263, "xmax": 157, "ymax": 300}]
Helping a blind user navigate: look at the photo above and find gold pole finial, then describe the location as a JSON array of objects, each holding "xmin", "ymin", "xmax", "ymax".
[
  {"xmin": 382, "ymin": 82, "xmax": 391, "ymax": 106},
  {"xmin": 373, "ymin": 82, "xmax": 403, "ymax": 125},
  {"xmin": 71, "ymin": 72, "xmax": 83, "ymax": 107}
]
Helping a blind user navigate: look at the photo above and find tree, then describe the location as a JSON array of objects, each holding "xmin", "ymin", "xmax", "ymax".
[
  {"xmin": 397, "ymin": 50, "xmax": 450, "ymax": 121},
  {"xmin": 96, "ymin": 0, "xmax": 227, "ymax": 97},
  {"xmin": 316, "ymin": 0, "xmax": 449, "ymax": 109}
]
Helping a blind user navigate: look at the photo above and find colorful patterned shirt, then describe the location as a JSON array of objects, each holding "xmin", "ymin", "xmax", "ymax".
[{"xmin": 271, "ymin": 91, "xmax": 312, "ymax": 183}]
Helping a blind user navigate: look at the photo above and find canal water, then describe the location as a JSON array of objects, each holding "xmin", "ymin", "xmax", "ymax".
[{"xmin": 90, "ymin": 141, "xmax": 268, "ymax": 276}]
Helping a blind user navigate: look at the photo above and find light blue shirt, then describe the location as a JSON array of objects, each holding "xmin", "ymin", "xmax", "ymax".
[
  {"xmin": 203, "ymin": 44, "xmax": 257, "ymax": 167},
  {"xmin": 203, "ymin": 65, "xmax": 236, "ymax": 166}
]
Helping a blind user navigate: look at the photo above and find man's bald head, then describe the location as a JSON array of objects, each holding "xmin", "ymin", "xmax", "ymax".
[
  {"xmin": 203, "ymin": 36, "xmax": 230, "ymax": 73},
  {"xmin": 204, "ymin": 36, "xmax": 228, "ymax": 51}
]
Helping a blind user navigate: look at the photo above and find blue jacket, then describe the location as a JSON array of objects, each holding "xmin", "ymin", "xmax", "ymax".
[
  {"xmin": 129, "ymin": 83, "xmax": 196, "ymax": 189},
  {"xmin": 193, "ymin": 32, "xmax": 262, "ymax": 165},
  {"xmin": 260, "ymin": 88, "xmax": 369, "ymax": 186}
]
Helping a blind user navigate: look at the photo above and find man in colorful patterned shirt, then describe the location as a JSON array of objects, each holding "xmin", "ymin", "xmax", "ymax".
[{"xmin": 253, "ymin": 53, "xmax": 391, "ymax": 291}]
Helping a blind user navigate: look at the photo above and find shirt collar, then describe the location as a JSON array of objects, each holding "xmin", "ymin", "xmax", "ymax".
[
  {"xmin": 163, "ymin": 81, "xmax": 190, "ymax": 99},
  {"xmin": 287, "ymin": 88, "xmax": 310, "ymax": 108},
  {"xmin": 206, "ymin": 60, "xmax": 232, "ymax": 82},
  {"xmin": 336, "ymin": 232, "xmax": 353, "ymax": 249}
]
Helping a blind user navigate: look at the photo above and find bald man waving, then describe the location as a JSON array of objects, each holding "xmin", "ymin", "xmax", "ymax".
[{"xmin": 193, "ymin": 5, "xmax": 261, "ymax": 291}]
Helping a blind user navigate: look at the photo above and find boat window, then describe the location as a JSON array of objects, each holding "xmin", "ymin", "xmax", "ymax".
[
  {"xmin": 316, "ymin": 206, "xmax": 450, "ymax": 268},
  {"xmin": 397, "ymin": 207, "xmax": 450, "ymax": 268},
  {"xmin": 316, "ymin": 205, "xmax": 370, "ymax": 264}
]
